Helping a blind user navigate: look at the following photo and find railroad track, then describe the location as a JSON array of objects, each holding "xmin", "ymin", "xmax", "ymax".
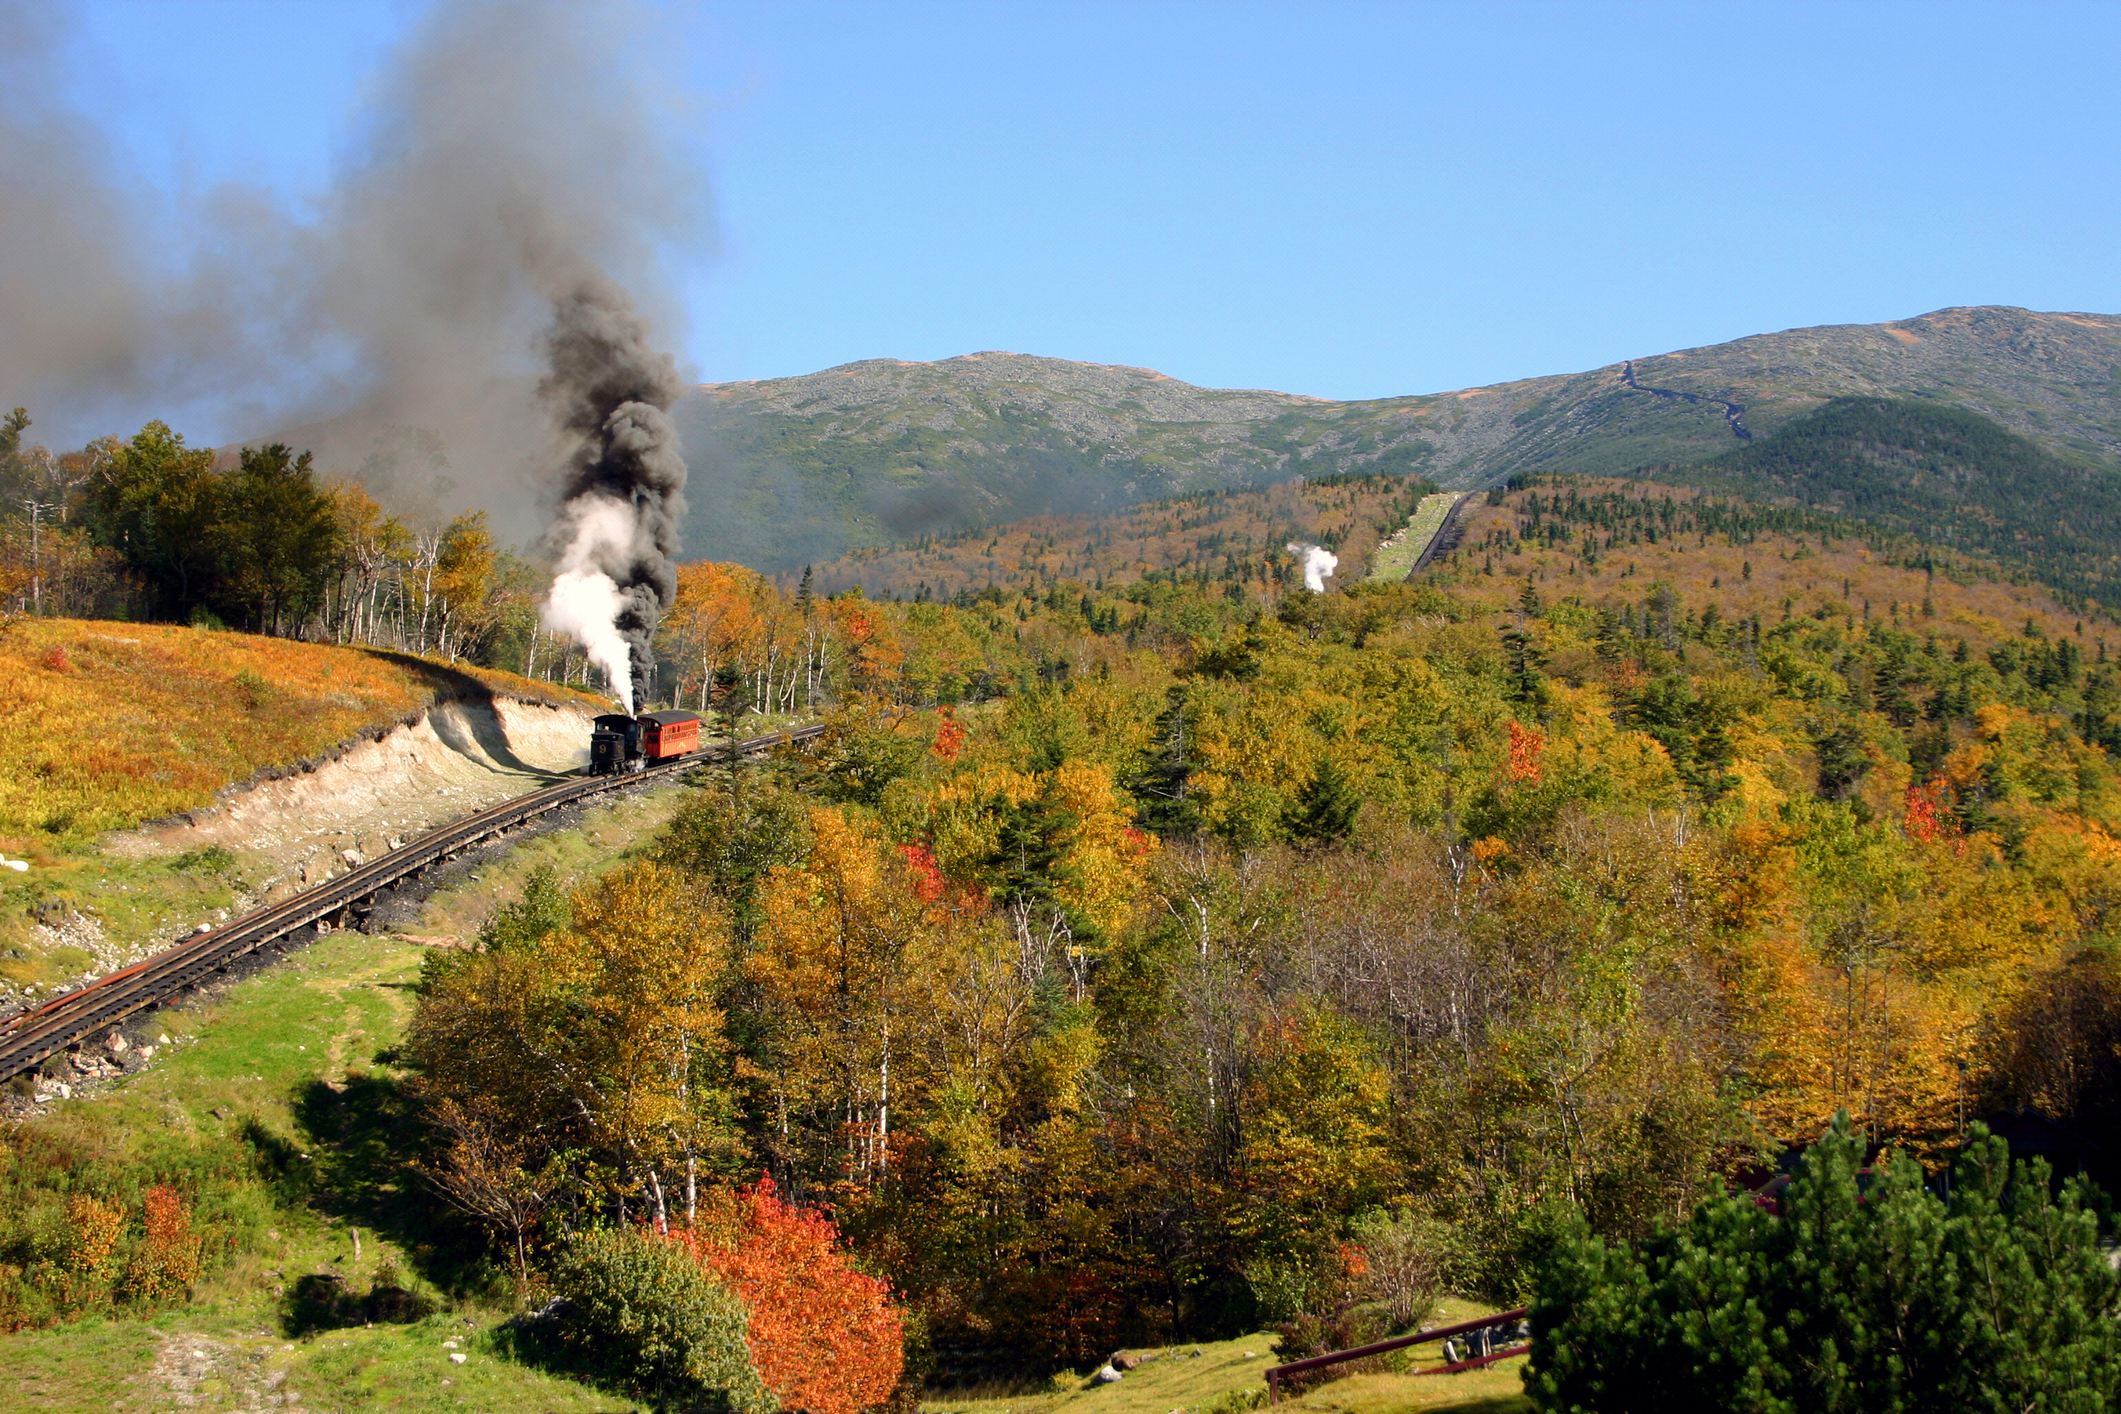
[{"xmin": 0, "ymin": 722, "xmax": 825, "ymax": 1085}]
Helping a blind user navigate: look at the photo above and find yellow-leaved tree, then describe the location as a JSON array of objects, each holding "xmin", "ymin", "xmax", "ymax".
[{"xmin": 408, "ymin": 861, "xmax": 738, "ymax": 1232}]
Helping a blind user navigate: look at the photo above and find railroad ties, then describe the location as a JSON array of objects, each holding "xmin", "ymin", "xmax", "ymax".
[{"xmin": 0, "ymin": 722, "xmax": 824, "ymax": 1085}]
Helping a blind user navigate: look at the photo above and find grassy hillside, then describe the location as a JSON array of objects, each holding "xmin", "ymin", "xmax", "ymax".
[
  {"xmin": 677, "ymin": 307, "xmax": 2121, "ymax": 568},
  {"xmin": 0, "ymin": 618, "xmax": 605, "ymax": 854},
  {"xmin": 1628, "ymin": 396, "xmax": 2121, "ymax": 612},
  {"xmin": 0, "ymin": 786, "xmax": 695, "ymax": 1414}
]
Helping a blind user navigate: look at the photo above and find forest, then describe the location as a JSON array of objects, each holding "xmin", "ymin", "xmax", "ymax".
[
  {"xmin": 390, "ymin": 488, "xmax": 2121, "ymax": 1397},
  {"xmin": 6, "ymin": 411, "xmax": 2121, "ymax": 1408}
]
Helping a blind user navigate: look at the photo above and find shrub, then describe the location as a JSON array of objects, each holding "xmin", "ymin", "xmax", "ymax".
[
  {"xmin": 122, "ymin": 1185, "xmax": 200, "ymax": 1304},
  {"xmin": 680, "ymin": 1176, "xmax": 904, "ymax": 1414},
  {"xmin": 1353, "ymin": 1211, "xmax": 1454, "ymax": 1333},
  {"xmin": 65, "ymin": 1194, "xmax": 126, "ymax": 1280},
  {"xmin": 553, "ymin": 1228, "xmax": 774, "ymax": 1414},
  {"xmin": 1526, "ymin": 1117, "xmax": 2121, "ymax": 1413}
]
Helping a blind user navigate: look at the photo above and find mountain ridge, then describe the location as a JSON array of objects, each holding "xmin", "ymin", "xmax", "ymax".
[{"xmin": 676, "ymin": 306, "xmax": 2121, "ymax": 569}]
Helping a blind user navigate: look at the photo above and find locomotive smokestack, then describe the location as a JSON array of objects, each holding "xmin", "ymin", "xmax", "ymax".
[{"xmin": 537, "ymin": 275, "xmax": 687, "ymax": 713}]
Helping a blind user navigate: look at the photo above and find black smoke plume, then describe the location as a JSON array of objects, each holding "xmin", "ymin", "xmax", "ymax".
[{"xmin": 538, "ymin": 278, "xmax": 688, "ymax": 712}]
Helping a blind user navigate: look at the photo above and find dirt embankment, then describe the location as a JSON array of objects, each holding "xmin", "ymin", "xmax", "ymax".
[{"xmin": 104, "ymin": 697, "xmax": 596, "ymax": 902}]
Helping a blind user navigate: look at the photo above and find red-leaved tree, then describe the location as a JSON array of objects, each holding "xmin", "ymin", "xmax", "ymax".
[{"xmin": 675, "ymin": 1176, "xmax": 903, "ymax": 1414}]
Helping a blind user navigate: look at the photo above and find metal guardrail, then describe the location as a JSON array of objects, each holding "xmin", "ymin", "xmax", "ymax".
[
  {"xmin": 1264, "ymin": 1307, "xmax": 1530, "ymax": 1401},
  {"xmin": 0, "ymin": 722, "xmax": 824, "ymax": 1084}
]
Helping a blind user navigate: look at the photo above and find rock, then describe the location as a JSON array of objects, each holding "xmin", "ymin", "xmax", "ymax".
[
  {"xmin": 341, "ymin": 848, "xmax": 366, "ymax": 868},
  {"xmin": 448, "ymin": 1352, "xmax": 467, "ymax": 1365},
  {"xmin": 1091, "ymin": 1365, "xmax": 1123, "ymax": 1385},
  {"xmin": 209, "ymin": 1104, "xmax": 234, "ymax": 1121},
  {"xmin": 106, "ymin": 1029, "xmax": 129, "ymax": 1056},
  {"xmin": 1112, "ymin": 1353, "xmax": 1142, "ymax": 1371}
]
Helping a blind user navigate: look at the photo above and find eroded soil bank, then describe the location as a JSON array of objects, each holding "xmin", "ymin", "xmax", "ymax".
[
  {"xmin": 105, "ymin": 697, "xmax": 596, "ymax": 896},
  {"xmin": 2, "ymin": 697, "xmax": 600, "ymax": 1006}
]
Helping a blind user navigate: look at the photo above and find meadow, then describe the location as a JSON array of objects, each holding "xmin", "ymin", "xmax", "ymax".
[{"xmin": 0, "ymin": 617, "xmax": 606, "ymax": 853}]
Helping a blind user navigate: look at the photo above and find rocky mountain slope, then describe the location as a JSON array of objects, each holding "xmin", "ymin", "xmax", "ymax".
[{"xmin": 675, "ymin": 306, "xmax": 2121, "ymax": 569}]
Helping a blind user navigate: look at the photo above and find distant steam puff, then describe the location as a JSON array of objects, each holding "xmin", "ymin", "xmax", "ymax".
[{"xmin": 1287, "ymin": 542, "xmax": 1339, "ymax": 593}]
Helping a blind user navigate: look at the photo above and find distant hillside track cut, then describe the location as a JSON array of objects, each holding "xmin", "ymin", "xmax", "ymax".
[{"xmin": 0, "ymin": 723, "xmax": 823, "ymax": 1084}]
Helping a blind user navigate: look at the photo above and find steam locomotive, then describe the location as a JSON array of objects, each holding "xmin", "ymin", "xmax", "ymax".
[{"xmin": 589, "ymin": 709, "xmax": 704, "ymax": 776}]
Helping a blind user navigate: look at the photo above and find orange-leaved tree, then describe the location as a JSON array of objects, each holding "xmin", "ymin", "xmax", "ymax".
[
  {"xmin": 677, "ymin": 1175, "xmax": 903, "ymax": 1414},
  {"xmin": 123, "ymin": 1185, "xmax": 200, "ymax": 1303}
]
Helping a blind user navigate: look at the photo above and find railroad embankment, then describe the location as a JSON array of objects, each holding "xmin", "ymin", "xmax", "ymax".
[{"xmin": 0, "ymin": 617, "xmax": 607, "ymax": 1000}]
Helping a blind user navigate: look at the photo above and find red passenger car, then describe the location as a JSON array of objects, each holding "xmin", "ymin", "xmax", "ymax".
[{"xmin": 638, "ymin": 710, "xmax": 702, "ymax": 763}]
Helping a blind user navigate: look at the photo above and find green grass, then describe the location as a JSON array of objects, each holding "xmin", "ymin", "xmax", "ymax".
[
  {"xmin": 0, "ymin": 1315, "xmax": 162, "ymax": 1413},
  {"xmin": 0, "ymin": 845, "xmax": 250, "ymax": 992},
  {"xmin": 1367, "ymin": 493, "xmax": 1461, "ymax": 582},
  {"xmin": 920, "ymin": 1305, "xmax": 1531, "ymax": 1414},
  {"xmin": 0, "ymin": 781, "xmax": 708, "ymax": 1412},
  {"xmin": 0, "ymin": 931, "xmax": 653, "ymax": 1412}
]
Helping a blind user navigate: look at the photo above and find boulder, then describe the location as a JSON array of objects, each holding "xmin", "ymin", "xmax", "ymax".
[
  {"xmin": 1112, "ymin": 1353, "xmax": 1142, "ymax": 1372},
  {"xmin": 1090, "ymin": 1365, "xmax": 1123, "ymax": 1386}
]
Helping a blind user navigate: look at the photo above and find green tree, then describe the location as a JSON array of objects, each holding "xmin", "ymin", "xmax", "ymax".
[
  {"xmin": 1501, "ymin": 627, "xmax": 1549, "ymax": 707},
  {"xmin": 1133, "ymin": 685, "xmax": 1203, "ymax": 837},
  {"xmin": 1526, "ymin": 1117, "xmax": 2121, "ymax": 1414},
  {"xmin": 84, "ymin": 421, "xmax": 222, "ymax": 617},
  {"xmin": 1286, "ymin": 757, "xmax": 1360, "ymax": 847},
  {"xmin": 215, "ymin": 442, "xmax": 341, "ymax": 633},
  {"xmin": 551, "ymin": 1228, "xmax": 774, "ymax": 1413}
]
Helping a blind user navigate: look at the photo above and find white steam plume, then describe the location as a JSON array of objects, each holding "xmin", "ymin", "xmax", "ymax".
[
  {"xmin": 1287, "ymin": 542, "xmax": 1339, "ymax": 593},
  {"xmin": 539, "ymin": 494, "xmax": 641, "ymax": 711}
]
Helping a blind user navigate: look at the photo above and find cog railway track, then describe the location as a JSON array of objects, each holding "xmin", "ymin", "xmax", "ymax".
[{"xmin": 0, "ymin": 722, "xmax": 824, "ymax": 1085}]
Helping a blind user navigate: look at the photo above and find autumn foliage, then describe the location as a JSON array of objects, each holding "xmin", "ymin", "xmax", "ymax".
[
  {"xmin": 1506, "ymin": 719, "xmax": 1546, "ymax": 783},
  {"xmin": 677, "ymin": 1176, "xmax": 904, "ymax": 1414},
  {"xmin": 388, "ymin": 469, "xmax": 2121, "ymax": 1378},
  {"xmin": 123, "ymin": 1186, "xmax": 200, "ymax": 1303}
]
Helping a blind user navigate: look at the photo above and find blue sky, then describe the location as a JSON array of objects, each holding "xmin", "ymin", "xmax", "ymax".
[{"xmin": 56, "ymin": 0, "xmax": 2121, "ymax": 405}]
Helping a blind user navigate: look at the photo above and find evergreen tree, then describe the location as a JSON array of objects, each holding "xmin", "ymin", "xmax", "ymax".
[
  {"xmin": 1527, "ymin": 1116, "xmax": 2121, "ymax": 1414},
  {"xmin": 1501, "ymin": 627, "xmax": 1549, "ymax": 707},
  {"xmin": 1286, "ymin": 756, "xmax": 1361, "ymax": 847},
  {"xmin": 1133, "ymin": 685, "xmax": 1202, "ymax": 836}
]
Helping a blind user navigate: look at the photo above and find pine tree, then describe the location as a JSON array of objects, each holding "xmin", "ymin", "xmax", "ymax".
[
  {"xmin": 1287, "ymin": 757, "xmax": 1361, "ymax": 847},
  {"xmin": 1133, "ymin": 685, "xmax": 1202, "ymax": 836},
  {"xmin": 1526, "ymin": 1116, "xmax": 2121, "ymax": 1414}
]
